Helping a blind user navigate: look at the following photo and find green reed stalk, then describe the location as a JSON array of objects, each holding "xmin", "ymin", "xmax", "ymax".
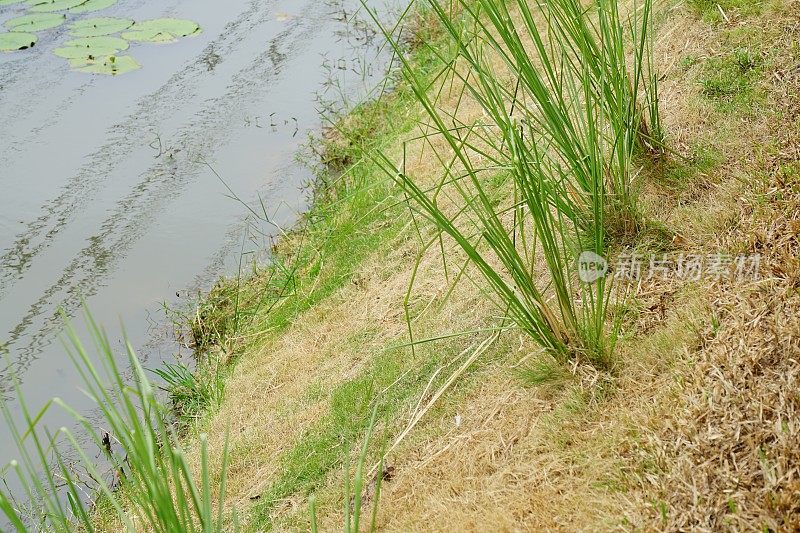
[
  {"xmin": 0, "ymin": 312, "xmax": 232, "ymax": 532},
  {"xmin": 360, "ymin": 0, "xmax": 663, "ymax": 364}
]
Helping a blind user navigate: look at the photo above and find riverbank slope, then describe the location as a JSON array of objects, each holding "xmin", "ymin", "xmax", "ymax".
[{"xmin": 179, "ymin": 1, "xmax": 800, "ymax": 530}]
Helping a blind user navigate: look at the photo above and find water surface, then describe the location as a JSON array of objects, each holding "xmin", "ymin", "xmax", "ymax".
[{"xmin": 0, "ymin": 0, "xmax": 400, "ymax": 483}]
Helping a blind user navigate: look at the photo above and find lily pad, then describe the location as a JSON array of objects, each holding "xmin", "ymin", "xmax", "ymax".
[
  {"xmin": 5, "ymin": 13, "xmax": 66, "ymax": 32},
  {"xmin": 68, "ymin": 0, "xmax": 116, "ymax": 14},
  {"xmin": 121, "ymin": 18, "xmax": 200, "ymax": 43},
  {"xmin": 75, "ymin": 54, "xmax": 140, "ymax": 75},
  {"xmin": 27, "ymin": 0, "xmax": 88, "ymax": 12},
  {"xmin": 53, "ymin": 35, "xmax": 127, "ymax": 60},
  {"xmin": 69, "ymin": 17, "xmax": 133, "ymax": 37},
  {"xmin": 0, "ymin": 32, "xmax": 37, "ymax": 51}
]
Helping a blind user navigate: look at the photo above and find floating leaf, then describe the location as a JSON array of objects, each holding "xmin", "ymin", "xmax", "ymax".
[
  {"xmin": 0, "ymin": 32, "xmax": 37, "ymax": 51},
  {"xmin": 53, "ymin": 35, "xmax": 127, "ymax": 60},
  {"xmin": 5, "ymin": 13, "xmax": 66, "ymax": 32},
  {"xmin": 75, "ymin": 54, "xmax": 140, "ymax": 75},
  {"xmin": 121, "ymin": 18, "xmax": 200, "ymax": 43},
  {"xmin": 69, "ymin": 17, "xmax": 133, "ymax": 37},
  {"xmin": 68, "ymin": 0, "xmax": 116, "ymax": 14},
  {"xmin": 27, "ymin": 0, "xmax": 88, "ymax": 12}
]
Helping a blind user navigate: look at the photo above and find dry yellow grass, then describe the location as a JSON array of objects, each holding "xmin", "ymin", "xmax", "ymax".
[
  {"xmin": 310, "ymin": 2, "xmax": 800, "ymax": 531},
  {"xmin": 184, "ymin": 0, "xmax": 800, "ymax": 531},
  {"xmin": 185, "ymin": 206, "xmax": 497, "ymax": 525}
]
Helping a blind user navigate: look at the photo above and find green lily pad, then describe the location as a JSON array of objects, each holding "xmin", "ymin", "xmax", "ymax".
[
  {"xmin": 68, "ymin": 0, "xmax": 116, "ymax": 14},
  {"xmin": 69, "ymin": 17, "xmax": 133, "ymax": 37},
  {"xmin": 27, "ymin": 0, "xmax": 88, "ymax": 12},
  {"xmin": 53, "ymin": 35, "xmax": 128, "ymax": 60},
  {"xmin": 75, "ymin": 54, "xmax": 140, "ymax": 75},
  {"xmin": 0, "ymin": 32, "xmax": 37, "ymax": 51},
  {"xmin": 5, "ymin": 13, "xmax": 66, "ymax": 32},
  {"xmin": 121, "ymin": 18, "xmax": 200, "ymax": 43}
]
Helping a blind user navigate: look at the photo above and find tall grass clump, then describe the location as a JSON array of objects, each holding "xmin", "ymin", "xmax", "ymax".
[
  {"xmin": 363, "ymin": 0, "xmax": 664, "ymax": 366},
  {"xmin": 151, "ymin": 359, "xmax": 227, "ymax": 433},
  {"xmin": 0, "ymin": 312, "xmax": 233, "ymax": 532}
]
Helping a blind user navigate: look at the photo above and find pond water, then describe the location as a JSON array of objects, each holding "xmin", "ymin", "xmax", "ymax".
[{"xmin": 0, "ymin": 0, "xmax": 402, "ymax": 496}]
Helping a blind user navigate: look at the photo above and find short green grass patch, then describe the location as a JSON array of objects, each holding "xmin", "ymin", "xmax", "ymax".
[
  {"xmin": 688, "ymin": 0, "xmax": 766, "ymax": 23},
  {"xmin": 151, "ymin": 356, "xmax": 228, "ymax": 433},
  {"xmin": 700, "ymin": 48, "xmax": 764, "ymax": 109}
]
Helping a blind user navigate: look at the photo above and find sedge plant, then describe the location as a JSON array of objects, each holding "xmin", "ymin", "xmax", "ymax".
[
  {"xmin": 360, "ymin": 0, "xmax": 664, "ymax": 366},
  {"xmin": 0, "ymin": 312, "xmax": 233, "ymax": 532}
]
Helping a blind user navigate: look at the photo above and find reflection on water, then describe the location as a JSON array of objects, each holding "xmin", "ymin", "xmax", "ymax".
[{"xmin": 0, "ymin": 0, "xmax": 403, "ymax": 490}]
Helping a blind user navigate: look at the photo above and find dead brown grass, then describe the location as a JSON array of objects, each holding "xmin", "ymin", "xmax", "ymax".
[
  {"xmin": 638, "ymin": 176, "xmax": 800, "ymax": 531},
  {"xmin": 630, "ymin": 3, "xmax": 800, "ymax": 530},
  {"xmin": 305, "ymin": 1, "xmax": 800, "ymax": 531},
  {"xmin": 183, "ymin": 1, "xmax": 800, "ymax": 531}
]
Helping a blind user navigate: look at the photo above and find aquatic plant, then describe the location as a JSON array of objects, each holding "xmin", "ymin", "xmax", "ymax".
[
  {"xmin": 4, "ymin": 13, "xmax": 65, "ymax": 32},
  {"xmin": 121, "ymin": 18, "xmax": 201, "ymax": 43},
  {"xmin": 0, "ymin": 0, "xmax": 201, "ymax": 76},
  {"xmin": 74, "ymin": 53, "xmax": 139, "ymax": 75},
  {"xmin": 53, "ymin": 35, "xmax": 128, "ymax": 61},
  {"xmin": 27, "ymin": 0, "xmax": 87, "ymax": 13},
  {"xmin": 0, "ymin": 32, "xmax": 36, "ymax": 51},
  {"xmin": 68, "ymin": 17, "xmax": 133, "ymax": 37},
  {"xmin": 67, "ymin": 0, "xmax": 115, "ymax": 14},
  {"xmin": 61, "ymin": 18, "xmax": 201, "ymax": 74}
]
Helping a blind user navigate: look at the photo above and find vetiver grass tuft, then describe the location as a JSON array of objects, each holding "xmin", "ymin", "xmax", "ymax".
[{"xmin": 362, "ymin": 0, "xmax": 665, "ymax": 366}]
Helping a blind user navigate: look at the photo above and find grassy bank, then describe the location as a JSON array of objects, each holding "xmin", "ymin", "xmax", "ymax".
[
  {"xmin": 2, "ymin": 0, "xmax": 798, "ymax": 530},
  {"xmin": 182, "ymin": 0, "xmax": 799, "ymax": 530}
]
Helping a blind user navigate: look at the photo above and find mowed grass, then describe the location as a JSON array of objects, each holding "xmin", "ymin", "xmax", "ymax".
[
  {"xmin": 159, "ymin": 0, "xmax": 680, "ymax": 528},
  {"xmin": 268, "ymin": 1, "xmax": 799, "ymax": 530},
  {"xmin": 250, "ymin": 335, "xmax": 507, "ymax": 531},
  {"xmin": 688, "ymin": 0, "xmax": 768, "ymax": 22}
]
